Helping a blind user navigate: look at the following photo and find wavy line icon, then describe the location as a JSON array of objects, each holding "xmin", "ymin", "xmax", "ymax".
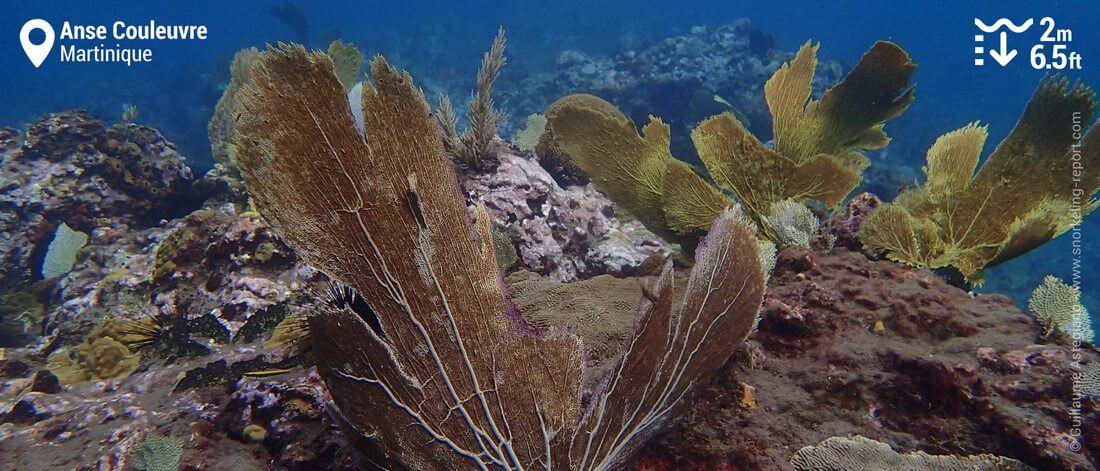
[{"xmin": 974, "ymin": 18, "xmax": 1033, "ymax": 33}]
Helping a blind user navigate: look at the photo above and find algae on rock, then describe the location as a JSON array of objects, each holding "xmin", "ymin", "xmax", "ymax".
[{"xmin": 859, "ymin": 77, "xmax": 1099, "ymax": 282}]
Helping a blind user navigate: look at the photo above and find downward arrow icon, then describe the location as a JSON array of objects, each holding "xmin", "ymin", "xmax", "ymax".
[{"xmin": 989, "ymin": 31, "xmax": 1017, "ymax": 66}]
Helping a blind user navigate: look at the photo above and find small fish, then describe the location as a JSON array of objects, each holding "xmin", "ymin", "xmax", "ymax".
[
  {"xmin": 244, "ymin": 368, "xmax": 293, "ymax": 378},
  {"xmin": 712, "ymin": 94, "xmax": 735, "ymax": 108}
]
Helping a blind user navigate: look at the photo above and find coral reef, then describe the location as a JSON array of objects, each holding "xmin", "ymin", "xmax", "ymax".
[
  {"xmin": 233, "ymin": 44, "xmax": 766, "ymax": 469},
  {"xmin": 0, "ymin": 19, "xmax": 1094, "ymax": 471},
  {"xmin": 790, "ymin": 435, "xmax": 1032, "ymax": 470},
  {"xmin": 634, "ymin": 247, "xmax": 1100, "ymax": 469},
  {"xmin": 859, "ymin": 77, "xmax": 1100, "ymax": 282},
  {"xmin": 0, "ymin": 111, "xmax": 204, "ymax": 289},
  {"xmin": 463, "ymin": 141, "xmax": 670, "ymax": 281},
  {"xmin": 542, "ymin": 40, "xmax": 915, "ymax": 247}
]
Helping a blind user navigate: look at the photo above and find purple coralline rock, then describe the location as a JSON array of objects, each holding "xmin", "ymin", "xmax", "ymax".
[
  {"xmin": 464, "ymin": 143, "xmax": 669, "ymax": 281},
  {"xmin": 826, "ymin": 192, "xmax": 881, "ymax": 250},
  {"xmin": 44, "ymin": 202, "xmax": 324, "ymax": 345},
  {"xmin": 0, "ymin": 110, "xmax": 206, "ymax": 288}
]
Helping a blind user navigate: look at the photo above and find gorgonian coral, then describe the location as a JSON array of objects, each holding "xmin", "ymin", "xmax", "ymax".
[
  {"xmin": 542, "ymin": 41, "xmax": 915, "ymax": 246},
  {"xmin": 859, "ymin": 76, "xmax": 1099, "ymax": 282},
  {"xmin": 1028, "ymin": 275, "xmax": 1094, "ymax": 342},
  {"xmin": 234, "ymin": 44, "xmax": 767, "ymax": 470},
  {"xmin": 438, "ymin": 28, "xmax": 508, "ymax": 169}
]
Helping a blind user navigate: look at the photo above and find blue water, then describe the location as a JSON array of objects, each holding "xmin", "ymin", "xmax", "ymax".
[{"xmin": 3, "ymin": 0, "xmax": 1099, "ymax": 321}]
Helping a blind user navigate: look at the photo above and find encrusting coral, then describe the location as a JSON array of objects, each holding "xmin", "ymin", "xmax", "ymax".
[
  {"xmin": 437, "ymin": 27, "xmax": 507, "ymax": 169},
  {"xmin": 47, "ymin": 319, "xmax": 142, "ymax": 384},
  {"xmin": 542, "ymin": 41, "xmax": 915, "ymax": 247},
  {"xmin": 234, "ymin": 43, "xmax": 766, "ymax": 469},
  {"xmin": 1028, "ymin": 275, "xmax": 1095, "ymax": 342},
  {"xmin": 132, "ymin": 434, "xmax": 183, "ymax": 471},
  {"xmin": 859, "ymin": 76, "xmax": 1100, "ymax": 282}
]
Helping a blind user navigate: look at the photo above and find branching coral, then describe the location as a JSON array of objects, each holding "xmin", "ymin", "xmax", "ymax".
[
  {"xmin": 234, "ymin": 44, "xmax": 766, "ymax": 470},
  {"xmin": 1028, "ymin": 275, "xmax": 1095, "ymax": 342},
  {"xmin": 859, "ymin": 77, "xmax": 1100, "ymax": 282},
  {"xmin": 543, "ymin": 41, "xmax": 915, "ymax": 246},
  {"xmin": 438, "ymin": 27, "xmax": 507, "ymax": 168}
]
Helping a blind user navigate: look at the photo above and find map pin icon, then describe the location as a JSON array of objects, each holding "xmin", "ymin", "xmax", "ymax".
[{"xmin": 20, "ymin": 19, "xmax": 55, "ymax": 68}]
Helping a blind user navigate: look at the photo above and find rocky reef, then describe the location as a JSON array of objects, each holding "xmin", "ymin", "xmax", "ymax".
[
  {"xmin": 464, "ymin": 140, "xmax": 669, "ymax": 281},
  {"xmin": 637, "ymin": 247, "xmax": 1098, "ymax": 469},
  {"xmin": 0, "ymin": 111, "xmax": 206, "ymax": 290},
  {"xmin": 0, "ymin": 22, "xmax": 1097, "ymax": 471}
]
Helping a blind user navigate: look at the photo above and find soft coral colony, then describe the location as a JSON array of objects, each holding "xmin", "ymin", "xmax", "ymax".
[
  {"xmin": 224, "ymin": 31, "xmax": 1100, "ymax": 470},
  {"xmin": 234, "ymin": 45, "xmax": 766, "ymax": 469},
  {"xmin": 541, "ymin": 38, "xmax": 1100, "ymax": 284}
]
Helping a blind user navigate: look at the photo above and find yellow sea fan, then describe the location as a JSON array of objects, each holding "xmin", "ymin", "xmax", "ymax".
[{"xmin": 859, "ymin": 76, "xmax": 1100, "ymax": 282}]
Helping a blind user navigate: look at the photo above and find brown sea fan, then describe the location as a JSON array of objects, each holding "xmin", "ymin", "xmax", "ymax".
[{"xmin": 234, "ymin": 44, "xmax": 767, "ymax": 470}]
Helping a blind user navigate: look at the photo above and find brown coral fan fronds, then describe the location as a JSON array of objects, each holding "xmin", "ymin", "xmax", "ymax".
[
  {"xmin": 543, "ymin": 94, "xmax": 733, "ymax": 246},
  {"xmin": 234, "ymin": 44, "xmax": 766, "ymax": 470},
  {"xmin": 860, "ymin": 77, "xmax": 1100, "ymax": 281}
]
